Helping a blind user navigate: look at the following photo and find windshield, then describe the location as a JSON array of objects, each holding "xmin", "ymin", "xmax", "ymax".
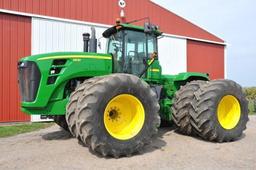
[{"xmin": 108, "ymin": 30, "xmax": 157, "ymax": 76}]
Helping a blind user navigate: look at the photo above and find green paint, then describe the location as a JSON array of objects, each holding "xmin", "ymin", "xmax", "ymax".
[
  {"xmin": 19, "ymin": 24, "xmax": 209, "ymax": 122},
  {"xmin": 158, "ymin": 72, "xmax": 209, "ymax": 121},
  {"xmin": 20, "ymin": 52, "xmax": 112, "ymax": 115},
  {"xmin": 146, "ymin": 60, "xmax": 162, "ymax": 80}
]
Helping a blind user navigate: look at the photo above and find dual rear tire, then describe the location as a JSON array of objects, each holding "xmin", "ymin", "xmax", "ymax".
[
  {"xmin": 62, "ymin": 75, "xmax": 248, "ymax": 157},
  {"xmin": 172, "ymin": 80, "xmax": 249, "ymax": 142},
  {"xmin": 66, "ymin": 74, "xmax": 160, "ymax": 157}
]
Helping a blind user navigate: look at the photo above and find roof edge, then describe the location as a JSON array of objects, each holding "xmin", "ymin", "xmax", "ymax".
[
  {"xmin": 0, "ymin": 8, "xmax": 225, "ymax": 46},
  {"xmin": 149, "ymin": 0, "xmax": 225, "ymax": 43}
]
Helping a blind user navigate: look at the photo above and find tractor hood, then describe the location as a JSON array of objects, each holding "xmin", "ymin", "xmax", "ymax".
[
  {"xmin": 18, "ymin": 52, "xmax": 112, "ymax": 114},
  {"xmin": 20, "ymin": 52, "xmax": 112, "ymax": 62}
]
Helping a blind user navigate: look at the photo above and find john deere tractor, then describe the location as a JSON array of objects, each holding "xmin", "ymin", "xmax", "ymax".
[{"xmin": 18, "ymin": 20, "xmax": 248, "ymax": 158}]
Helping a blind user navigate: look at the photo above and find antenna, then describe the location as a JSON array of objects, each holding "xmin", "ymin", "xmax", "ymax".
[{"xmin": 125, "ymin": 17, "xmax": 151, "ymax": 24}]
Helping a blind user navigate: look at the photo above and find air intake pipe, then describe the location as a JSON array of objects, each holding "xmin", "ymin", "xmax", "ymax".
[
  {"xmin": 89, "ymin": 27, "xmax": 97, "ymax": 53},
  {"xmin": 82, "ymin": 27, "xmax": 97, "ymax": 53}
]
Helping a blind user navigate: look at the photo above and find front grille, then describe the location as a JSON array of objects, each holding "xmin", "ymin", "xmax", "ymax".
[{"xmin": 18, "ymin": 61, "xmax": 41, "ymax": 102}]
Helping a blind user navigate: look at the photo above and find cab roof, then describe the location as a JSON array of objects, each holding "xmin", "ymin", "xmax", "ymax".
[{"xmin": 102, "ymin": 23, "xmax": 162, "ymax": 38}]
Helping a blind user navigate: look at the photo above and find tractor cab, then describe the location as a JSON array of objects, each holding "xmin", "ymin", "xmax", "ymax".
[{"xmin": 103, "ymin": 22, "xmax": 162, "ymax": 78}]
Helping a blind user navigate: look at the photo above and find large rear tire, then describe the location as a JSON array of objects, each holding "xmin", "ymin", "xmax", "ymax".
[
  {"xmin": 75, "ymin": 74, "xmax": 160, "ymax": 157},
  {"xmin": 191, "ymin": 80, "xmax": 249, "ymax": 142},
  {"xmin": 66, "ymin": 77, "xmax": 103, "ymax": 137},
  {"xmin": 172, "ymin": 80, "xmax": 206, "ymax": 135}
]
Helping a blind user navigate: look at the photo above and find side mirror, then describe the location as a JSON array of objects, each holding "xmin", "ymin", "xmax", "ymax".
[
  {"xmin": 144, "ymin": 22, "xmax": 152, "ymax": 33},
  {"xmin": 144, "ymin": 23, "xmax": 159, "ymax": 34}
]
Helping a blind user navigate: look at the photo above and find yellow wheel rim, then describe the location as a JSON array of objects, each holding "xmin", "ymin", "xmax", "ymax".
[
  {"xmin": 217, "ymin": 95, "xmax": 241, "ymax": 129},
  {"xmin": 104, "ymin": 94, "xmax": 145, "ymax": 140}
]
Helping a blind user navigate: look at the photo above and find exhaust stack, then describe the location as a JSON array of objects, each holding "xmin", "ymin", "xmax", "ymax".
[
  {"xmin": 82, "ymin": 27, "xmax": 97, "ymax": 53},
  {"xmin": 83, "ymin": 33, "xmax": 90, "ymax": 52},
  {"xmin": 89, "ymin": 27, "xmax": 97, "ymax": 53}
]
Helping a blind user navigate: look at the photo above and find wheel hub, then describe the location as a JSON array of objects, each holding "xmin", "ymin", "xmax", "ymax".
[
  {"xmin": 108, "ymin": 108, "xmax": 120, "ymax": 121},
  {"xmin": 217, "ymin": 95, "xmax": 241, "ymax": 130},
  {"xmin": 104, "ymin": 94, "xmax": 145, "ymax": 140}
]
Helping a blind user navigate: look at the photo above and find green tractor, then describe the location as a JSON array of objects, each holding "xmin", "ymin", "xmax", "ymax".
[{"xmin": 18, "ymin": 20, "xmax": 249, "ymax": 157}]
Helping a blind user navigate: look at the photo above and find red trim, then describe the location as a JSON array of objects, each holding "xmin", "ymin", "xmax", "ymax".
[{"xmin": 0, "ymin": 13, "xmax": 31, "ymax": 122}]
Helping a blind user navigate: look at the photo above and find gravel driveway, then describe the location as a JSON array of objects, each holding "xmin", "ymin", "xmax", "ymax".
[{"xmin": 0, "ymin": 116, "xmax": 255, "ymax": 170}]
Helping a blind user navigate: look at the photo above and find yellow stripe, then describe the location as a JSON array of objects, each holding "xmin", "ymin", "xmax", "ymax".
[
  {"xmin": 37, "ymin": 55, "xmax": 112, "ymax": 61},
  {"xmin": 148, "ymin": 59, "xmax": 155, "ymax": 65},
  {"xmin": 150, "ymin": 69, "xmax": 160, "ymax": 72}
]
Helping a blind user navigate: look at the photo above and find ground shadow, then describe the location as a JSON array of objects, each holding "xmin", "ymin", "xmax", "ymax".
[
  {"xmin": 41, "ymin": 121, "xmax": 247, "ymax": 158},
  {"xmin": 174, "ymin": 129, "xmax": 246, "ymax": 143},
  {"xmin": 140, "ymin": 125, "xmax": 176, "ymax": 154},
  {"xmin": 82, "ymin": 124, "xmax": 176, "ymax": 159},
  {"xmin": 42, "ymin": 128, "xmax": 73, "ymax": 140}
]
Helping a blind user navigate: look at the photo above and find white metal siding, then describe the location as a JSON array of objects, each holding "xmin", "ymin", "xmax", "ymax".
[
  {"xmin": 32, "ymin": 17, "xmax": 107, "ymax": 55},
  {"xmin": 158, "ymin": 36, "xmax": 187, "ymax": 75}
]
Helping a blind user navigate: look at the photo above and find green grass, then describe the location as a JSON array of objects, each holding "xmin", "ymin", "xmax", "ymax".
[
  {"xmin": 248, "ymin": 100, "xmax": 256, "ymax": 115},
  {"xmin": 0, "ymin": 122, "xmax": 54, "ymax": 138}
]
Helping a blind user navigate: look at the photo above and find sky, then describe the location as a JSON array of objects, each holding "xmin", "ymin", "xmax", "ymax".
[{"xmin": 152, "ymin": 0, "xmax": 256, "ymax": 87}]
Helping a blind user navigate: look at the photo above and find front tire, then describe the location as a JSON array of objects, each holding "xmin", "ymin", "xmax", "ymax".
[{"xmin": 76, "ymin": 74, "xmax": 160, "ymax": 157}]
